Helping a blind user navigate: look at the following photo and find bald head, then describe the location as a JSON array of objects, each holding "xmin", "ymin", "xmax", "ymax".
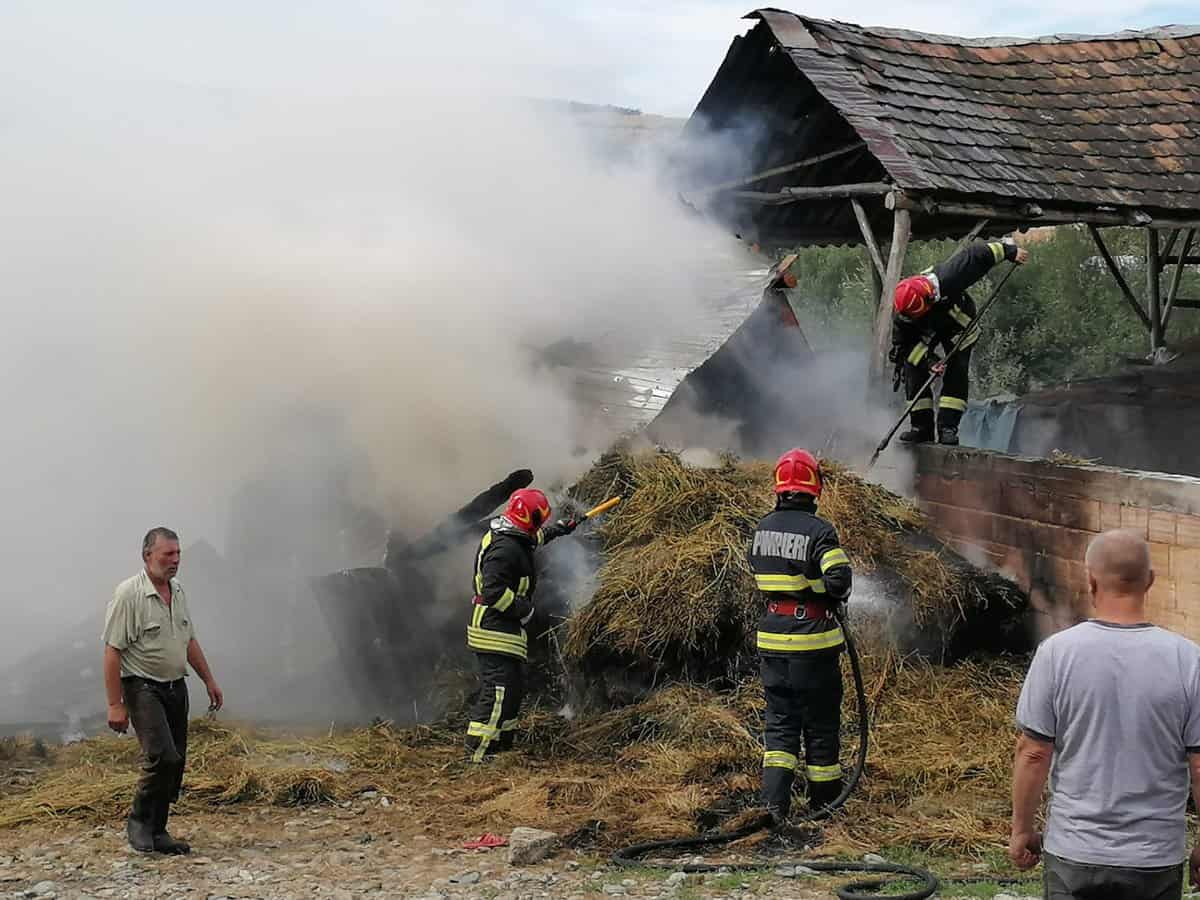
[{"xmin": 1085, "ymin": 530, "xmax": 1153, "ymax": 603}]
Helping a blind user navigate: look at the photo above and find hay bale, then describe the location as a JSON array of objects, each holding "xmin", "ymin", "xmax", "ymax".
[
  {"xmin": 0, "ymin": 653, "xmax": 1027, "ymax": 856},
  {"xmin": 566, "ymin": 450, "xmax": 1025, "ymax": 680}
]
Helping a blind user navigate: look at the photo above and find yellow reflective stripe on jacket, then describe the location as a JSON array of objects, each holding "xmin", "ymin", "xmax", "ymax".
[
  {"xmin": 493, "ymin": 587, "xmax": 516, "ymax": 612},
  {"xmin": 959, "ymin": 327, "xmax": 980, "ymax": 348},
  {"xmin": 806, "ymin": 762, "xmax": 842, "ymax": 782},
  {"xmin": 756, "ymin": 627, "xmax": 844, "ymax": 652},
  {"xmin": 467, "ymin": 627, "xmax": 528, "ymax": 659},
  {"xmin": 471, "ymin": 604, "xmax": 486, "ymax": 628},
  {"xmin": 819, "ymin": 548, "xmax": 850, "ymax": 573},
  {"xmin": 948, "ymin": 305, "xmax": 972, "ymax": 328},
  {"xmin": 763, "ymin": 750, "xmax": 798, "ymax": 770},
  {"xmin": 939, "ymin": 396, "xmax": 968, "ymax": 412},
  {"xmin": 912, "ymin": 398, "xmax": 934, "ymax": 412},
  {"xmin": 517, "ymin": 576, "xmax": 531, "ymax": 594},
  {"xmin": 907, "ymin": 341, "xmax": 931, "ymax": 366},
  {"xmin": 473, "ymin": 531, "xmax": 493, "ymax": 595},
  {"xmin": 989, "ymin": 242, "xmax": 1005, "ymax": 264},
  {"xmin": 754, "ymin": 573, "xmax": 826, "ymax": 594}
]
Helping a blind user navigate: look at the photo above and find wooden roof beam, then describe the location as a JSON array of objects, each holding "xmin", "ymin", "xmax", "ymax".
[{"xmin": 886, "ymin": 192, "xmax": 1200, "ymax": 230}]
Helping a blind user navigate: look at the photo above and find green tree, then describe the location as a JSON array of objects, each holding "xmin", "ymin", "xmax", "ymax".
[{"xmin": 786, "ymin": 225, "xmax": 1200, "ymax": 396}]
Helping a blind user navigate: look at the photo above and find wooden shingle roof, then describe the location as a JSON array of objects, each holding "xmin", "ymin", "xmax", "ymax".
[{"xmin": 689, "ymin": 10, "xmax": 1200, "ymax": 244}]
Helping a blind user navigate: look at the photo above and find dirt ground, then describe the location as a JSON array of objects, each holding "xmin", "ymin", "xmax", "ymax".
[
  {"xmin": 0, "ymin": 801, "xmax": 845, "ymax": 900},
  {"xmin": 0, "ymin": 800, "xmax": 1041, "ymax": 900}
]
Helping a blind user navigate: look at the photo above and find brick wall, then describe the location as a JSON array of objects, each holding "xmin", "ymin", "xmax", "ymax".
[{"xmin": 912, "ymin": 445, "xmax": 1200, "ymax": 641}]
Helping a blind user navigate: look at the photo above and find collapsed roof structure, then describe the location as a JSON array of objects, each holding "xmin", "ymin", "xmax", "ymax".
[{"xmin": 685, "ymin": 9, "xmax": 1200, "ymax": 373}]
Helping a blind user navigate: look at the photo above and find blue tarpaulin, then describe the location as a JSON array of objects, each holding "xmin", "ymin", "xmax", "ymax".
[{"xmin": 960, "ymin": 398, "xmax": 1022, "ymax": 452}]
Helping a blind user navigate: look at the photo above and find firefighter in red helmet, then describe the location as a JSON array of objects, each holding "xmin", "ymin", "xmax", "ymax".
[
  {"xmin": 748, "ymin": 449, "xmax": 853, "ymax": 824},
  {"xmin": 889, "ymin": 240, "xmax": 1029, "ymax": 445},
  {"xmin": 465, "ymin": 488, "xmax": 576, "ymax": 762}
]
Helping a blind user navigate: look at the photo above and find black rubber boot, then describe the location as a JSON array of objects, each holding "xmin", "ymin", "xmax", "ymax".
[
  {"xmin": 151, "ymin": 794, "xmax": 190, "ymax": 855},
  {"xmin": 899, "ymin": 406, "xmax": 934, "ymax": 444},
  {"xmin": 808, "ymin": 778, "xmax": 844, "ymax": 812},
  {"xmin": 937, "ymin": 426, "xmax": 959, "ymax": 446},
  {"xmin": 762, "ymin": 766, "xmax": 794, "ymax": 828},
  {"xmin": 126, "ymin": 816, "xmax": 154, "ymax": 853},
  {"xmin": 153, "ymin": 831, "xmax": 191, "ymax": 855}
]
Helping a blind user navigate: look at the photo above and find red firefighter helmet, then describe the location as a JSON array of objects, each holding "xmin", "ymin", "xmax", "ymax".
[
  {"xmin": 894, "ymin": 276, "xmax": 936, "ymax": 318},
  {"xmin": 774, "ymin": 448, "xmax": 822, "ymax": 498},
  {"xmin": 505, "ymin": 488, "xmax": 551, "ymax": 534}
]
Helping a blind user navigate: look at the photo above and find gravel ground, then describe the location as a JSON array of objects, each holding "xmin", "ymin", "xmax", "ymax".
[{"xmin": 0, "ymin": 804, "xmax": 847, "ymax": 900}]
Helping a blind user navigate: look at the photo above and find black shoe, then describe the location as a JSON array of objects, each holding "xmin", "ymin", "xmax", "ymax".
[
  {"xmin": 938, "ymin": 427, "xmax": 959, "ymax": 446},
  {"xmin": 898, "ymin": 428, "xmax": 934, "ymax": 444},
  {"xmin": 152, "ymin": 831, "xmax": 191, "ymax": 855},
  {"xmin": 808, "ymin": 778, "xmax": 845, "ymax": 812},
  {"xmin": 126, "ymin": 817, "xmax": 154, "ymax": 853}
]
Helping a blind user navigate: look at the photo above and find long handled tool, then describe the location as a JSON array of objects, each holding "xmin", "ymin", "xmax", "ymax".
[
  {"xmin": 576, "ymin": 496, "xmax": 620, "ymax": 524},
  {"xmin": 866, "ymin": 263, "xmax": 1019, "ymax": 471}
]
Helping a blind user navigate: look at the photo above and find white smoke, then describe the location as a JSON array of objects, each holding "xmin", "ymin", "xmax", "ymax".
[{"xmin": 0, "ymin": 6, "xmax": 751, "ymax": 708}]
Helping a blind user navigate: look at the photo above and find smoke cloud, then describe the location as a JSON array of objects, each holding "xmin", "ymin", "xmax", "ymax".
[{"xmin": 0, "ymin": 6, "xmax": 755, "ymax": 725}]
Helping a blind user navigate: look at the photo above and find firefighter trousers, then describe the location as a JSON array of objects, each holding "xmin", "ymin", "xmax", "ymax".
[
  {"xmin": 905, "ymin": 343, "xmax": 972, "ymax": 432},
  {"xmin": 465, "ymin": 652, "xmax": 524, "ymax": 762},
  {"xmin": 760, "ymin": 650, "xmax": 844, "ymax": 818}
]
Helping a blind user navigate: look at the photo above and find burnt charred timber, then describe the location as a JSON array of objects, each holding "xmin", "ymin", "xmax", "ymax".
[
  {"xmin": 384, "ymin": 468, "xmax": 534, "ymax": 569},
  {"xmin": 647, "ymin": 288, "xmax": 814, "ymax": 457},
  {"xmin": 313, "ymin": 469, "xmax": 535, "ymax": 720}
]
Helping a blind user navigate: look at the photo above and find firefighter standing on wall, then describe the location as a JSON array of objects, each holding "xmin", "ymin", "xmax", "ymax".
[
  {"xmin": 465, "ymin": 488, "xmax": 575, "ymax": 762},
  {"xmin": 889, "ymin": 239, "xmax": 1029, "ymax": 445},
  {"xmin": 749, "ymin": 449, "xmax": 852, "ymax": 824}
]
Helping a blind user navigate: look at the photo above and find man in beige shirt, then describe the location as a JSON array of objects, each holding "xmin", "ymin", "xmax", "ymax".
[{"xmin": 103, "ymin": 527, "xmax": 223, "ymax": 854}]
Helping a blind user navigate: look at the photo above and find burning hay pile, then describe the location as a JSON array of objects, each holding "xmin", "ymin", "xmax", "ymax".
[
  {"xmin": 564, "ymin": 450, "xmax": 1026, "ymax": 681},
  {"xmin": 0, "ymin": 655, "xmax": 1023, "ymax": 855},
  {"xmin": 0, "ymin": 449, "xmax": 1032, "ymax": 859}
]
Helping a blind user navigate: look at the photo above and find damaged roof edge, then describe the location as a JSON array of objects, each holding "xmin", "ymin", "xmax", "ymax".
[{"xmin": 745, "ymin": 8, "xmax": 1200, "ymax": 48}]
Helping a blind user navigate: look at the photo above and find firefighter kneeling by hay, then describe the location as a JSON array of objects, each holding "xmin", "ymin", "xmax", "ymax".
[{"xmin": 750, "ymin": 449, "xmax": 852, "ymax": 825}]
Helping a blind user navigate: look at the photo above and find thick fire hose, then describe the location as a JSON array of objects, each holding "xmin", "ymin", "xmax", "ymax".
[
  {"xmin": 866, "ymin": 263, "xmax": 1019, "ymax": 471},
  {"xmin": 610, "ymin": 611, "xmax": 1036, "ymax": 899},
  {"xmin": 611, "ymin": 613, "xmax": 942, "ymax": 900}
]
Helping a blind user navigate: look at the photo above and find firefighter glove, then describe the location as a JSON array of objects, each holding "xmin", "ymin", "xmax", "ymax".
[{"xmin": 540, "ymin": 519, "xmax": 575, "ymax": 542}]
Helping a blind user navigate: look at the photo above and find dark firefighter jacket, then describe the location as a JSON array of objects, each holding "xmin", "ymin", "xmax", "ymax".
[
  {"xmin": 891, "ymin": 240, "xmax": 1020, "ymax": 368},
  {"xmin": 748, "ymin": 495, "xmax": 852, "ymax": 655},
  {"xmin": 467, "ymin": 517, "xmax": 564, "ymax": 660}
]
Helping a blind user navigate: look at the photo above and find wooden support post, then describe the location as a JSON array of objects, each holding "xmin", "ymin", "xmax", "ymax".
[
  {"xmin": 1161, "ymin": 228, "xmax": 1182, "ymax": 263},
  {"xmin": 1162, "ymin": 227, "xmax": 1196, "ymax": 335},
  {"xmin": 1147, "ymin": 229, "xmax": 1164, "ymax": 352},
  {"xmin": 851, "ymin": 198, "xmax": 886, "ymax": 280},
  {"xmin": 870, "ymin": 208, "xmax": 912, "ymax": 385},
  {"xmin": 1087, "ymin": 225, "xmax": 1152, "ymax": 331}
]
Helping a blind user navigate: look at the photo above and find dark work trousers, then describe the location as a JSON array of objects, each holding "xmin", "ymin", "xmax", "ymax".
[
  {"xmin": 905, "ymin": 343, "xmax": 973, "ymax": 432},
  {"xmin": 465, "ymin": 653, "xmax": 524, "ymax": 763},
  {"xmin": 760, "ymin": 649, "xmax": 844, "ymax": 818},
  {"xmin": 124, "ymin": 676, "xmax": 189, "ymax": 836},
  {"xmin": 1043, "ymin": 851, "xmax": 1183, "ymax": 900}
]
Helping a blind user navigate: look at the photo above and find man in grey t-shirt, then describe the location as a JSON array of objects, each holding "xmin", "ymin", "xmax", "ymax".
[{"xmin": 1010, "ymin": 529, "xmax": 1200, "ymax": 899}]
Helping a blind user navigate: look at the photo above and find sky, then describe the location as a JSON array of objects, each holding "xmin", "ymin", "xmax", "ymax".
[
  {"xmin": 0, "ymin": 0, "xmax": 1193, "ymax": 695},
  {"xmin": 2, "ymin": 1, "xmax": 1195, "ymax": 117}
]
